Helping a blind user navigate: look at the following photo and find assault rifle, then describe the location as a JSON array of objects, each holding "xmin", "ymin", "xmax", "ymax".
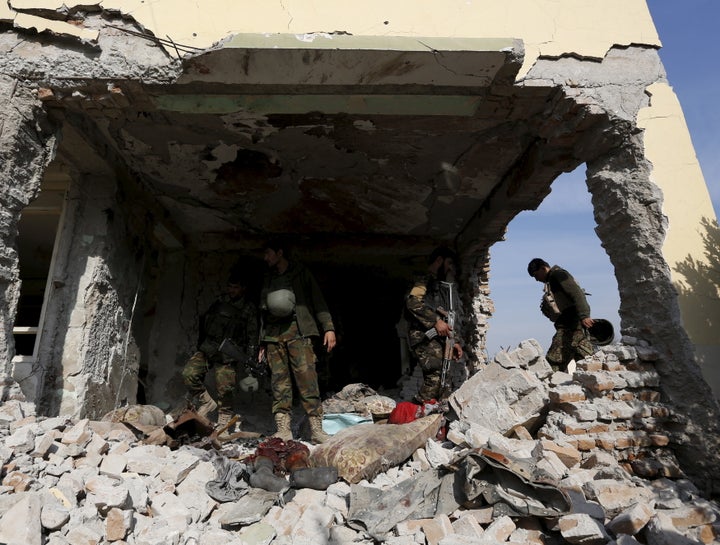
[
  {"xmin": 437, "ymin": 281, "xmax": 457, "ymax": 389},
  {"xmin": 218, "ymin": 338, "xmax": 268, "ymax": 378}
]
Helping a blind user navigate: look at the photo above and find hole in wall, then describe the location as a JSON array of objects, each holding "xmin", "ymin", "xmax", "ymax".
[{"xmin": 487, "ymin": 165, "xmax": 621, "ymax": 356}]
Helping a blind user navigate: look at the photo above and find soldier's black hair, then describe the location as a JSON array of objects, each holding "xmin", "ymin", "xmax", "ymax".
[
  {"xmin": 527, "ymin": 258, "xmax": 550, "ymax": 276},
  {"xmin": 227, "ymin": 267, "xmax": 247, "ymax": 286},
  {"xmin": 428, "ymin": 246, "xmax": 457, "ymax": 265},
  {"xmin": 263, "ymin": 237, "xmax": 291, "ymax": 257}
]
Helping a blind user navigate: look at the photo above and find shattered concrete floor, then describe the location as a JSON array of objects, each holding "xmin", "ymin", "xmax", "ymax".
[{"xmin": 0, "ymin": 340, "xmax": 719, "ymax": 545}]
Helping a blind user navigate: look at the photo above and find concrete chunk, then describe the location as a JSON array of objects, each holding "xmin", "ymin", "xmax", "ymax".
[
  {"xmin": 558, "ymin": 513, "xmax": 611, "ymax": 544},
  {"xmin": 61, "ymin": 418, "xmax": 92, "ymax": 446},
  {"xmin": 40, "ymin": 496, "xmax": 71, "ymax": 531},
  {"xmin": 481, "ymin": 515, "xmax": 516, "ymax": 543},
  {"xmin": 0, "ymin": 492, "xmax": 43, "ymax": 545},
  {"xmin": 642, "ymin": 512, "xmax": 701, "ymax": 545},
  {"xmin": 450, "ymin": 360, "xmax": 548, "ymax": 434},
  {"xmin": 451, "ymin": 513, "xmax": 484, "ymax": 538},
  {"xmin": 238, "ymin": 522, "xmax": 277, "ymax": 545},
  {"xmin": 99, "ymin": 452, "xmax": 128, "ymax": 477},
  {"xmin": 158, "ymin": 450, "xmax": 199, "ymax": 485},
  {"xmin": 85, "ymin": 474, "xmax": 132, "ymax": 513},
  {"xmin": 106, "ymin": 507, "xmax": 134, "ymax": 541},
  {"xmin": 6, "ymin": 426, "xmax": 36, "ymax": 454},
  {"xmin": 607, "ymin": 501, "xmax": 655, "ymax": 536},
  {"xmin": 582, "ymin": 479, "xmax": 654, "ymax": 518}
]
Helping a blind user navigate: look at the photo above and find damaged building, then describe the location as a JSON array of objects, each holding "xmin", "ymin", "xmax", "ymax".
[{"xmin": 1, "ymin": 0, "xmax": 719, "ymax": 498}]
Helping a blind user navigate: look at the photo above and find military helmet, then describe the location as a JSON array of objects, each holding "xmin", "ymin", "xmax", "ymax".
[
  {"xmin": 587, "ymin": 319, "xmax": 614, "ymax": 346},
  {"xmin": 266, "ymin": 289, "xmax": 296, "ymax": 317}
]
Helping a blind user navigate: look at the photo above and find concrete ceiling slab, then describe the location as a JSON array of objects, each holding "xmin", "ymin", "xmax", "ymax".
[{"xmin": 41, "ymin": 34, "xmax": 607, "ymax": 260}]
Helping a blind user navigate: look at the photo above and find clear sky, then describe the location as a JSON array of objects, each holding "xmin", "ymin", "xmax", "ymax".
[{"xmin": 484, "ymin": 0, "xmax": 720, "ymax": 357}]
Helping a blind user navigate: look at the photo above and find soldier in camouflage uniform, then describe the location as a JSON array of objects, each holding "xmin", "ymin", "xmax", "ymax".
[
  {"xmin": 258, "ymin": 239, "xmax": 336, "ymax": 444},
  {"xmin": 404, "ymin": 247, "xmax": 463, "ymax": 404},
  {"xmin": 527, "ymin": 258, "xmax": 595, "ymax": 371},
  {"xmin": 182, "ymin": 270, "xmax": 258, "ymax": 427}
]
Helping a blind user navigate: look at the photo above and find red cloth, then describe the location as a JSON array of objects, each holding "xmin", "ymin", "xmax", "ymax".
[
  {"xmin": 250, "ymin": 438, "xmax": 310, "ymax": 474},
  {"xmin": 388, "ymin": 401, "xmax": 422, "ymax": 424}
]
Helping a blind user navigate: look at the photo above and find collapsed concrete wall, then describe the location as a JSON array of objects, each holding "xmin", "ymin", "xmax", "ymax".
[
  {"xmin": 521, "ymin": 47, "xmax": 720, "ymax": 489},
  {"xmin": 0, "ymin": 3, "xmax": 718, "ymax": 490},
  {"xmin": 587, "ymin": 143, "xmax": 720, "ymax": 495}
]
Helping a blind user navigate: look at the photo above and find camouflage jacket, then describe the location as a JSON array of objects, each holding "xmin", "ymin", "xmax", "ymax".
[
  {"xmin": 198, "ymin": 294, "xmax": 258, "ymax": 357},
  {"xmin": 546, "ymin": 265, "xmax": 591, "ymax": 326},
  {"xmin": 260, "ymin": 261, "xmax": 335, "ymax": 342},
  {"xmin": 404, "ymin": 271, "xmax": 460, "ymax": 347}
]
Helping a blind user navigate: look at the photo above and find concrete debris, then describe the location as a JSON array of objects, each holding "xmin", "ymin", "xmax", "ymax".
[{"xmin": 0, "ymin": 340, "xmax": 719, "ymax": 544}]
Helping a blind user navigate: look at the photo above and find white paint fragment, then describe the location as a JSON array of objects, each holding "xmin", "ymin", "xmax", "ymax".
[
  {"xmin": 14, "ymin": 13, "xmax": 99, "ymax": 42},
  {"xmin": 295, "ymin": 33, "xmax": 334, "ymax": 43},
  {"xmin": 0, "ymin": 3, "xmax": 15, "ymax": 22}
]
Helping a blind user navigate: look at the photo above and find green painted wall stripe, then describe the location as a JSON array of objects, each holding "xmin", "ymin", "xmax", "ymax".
[{"xmin": 154, "ymin": 94, "xmax": 481, "ymax": 116}]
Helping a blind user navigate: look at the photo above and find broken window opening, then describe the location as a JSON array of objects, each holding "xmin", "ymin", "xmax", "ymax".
[{"xmin": 12, "ymin": 181, "xmax": 67, "ymax": 362}]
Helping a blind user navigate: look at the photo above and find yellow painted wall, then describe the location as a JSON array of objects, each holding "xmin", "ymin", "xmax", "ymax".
[
  {"xmin": 638, "ymin": 85, "xmax": 720, "ymax": 397},
  {"xmin": 100, "ymin": 0, "xmax": 660, "ymax": 77},
  {"xmin": 9, "ymin": 0, "xmax": 659, "ymax": 76}
]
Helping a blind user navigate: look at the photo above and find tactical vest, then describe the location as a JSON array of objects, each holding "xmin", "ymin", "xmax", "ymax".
[{"xmin": 199, "ymin": 299, "xmax": 248, "ymax": 356}]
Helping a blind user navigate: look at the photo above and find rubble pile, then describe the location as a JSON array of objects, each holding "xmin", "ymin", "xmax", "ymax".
[{"xmin": 0, "ymin": 339, "xmax": 718, "ymax": 545}]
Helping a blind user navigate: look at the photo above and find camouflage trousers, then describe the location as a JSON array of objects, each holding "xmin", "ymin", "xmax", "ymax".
[
  {"xmin": 411, "ymin": 338, "xmax": 451, "ymax": 403},
  {"xmin": 181, "ymin": 351, "xmax": 236, "ymax": 412},
  {"xmin": 265, "ymin": 334, "xmax": 322, "ymax": 417},
  {"xmin": 546, "ymin": 323, "xmax": 594, "ymax": 371}
]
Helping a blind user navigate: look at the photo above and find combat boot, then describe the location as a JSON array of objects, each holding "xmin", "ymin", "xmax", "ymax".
[
  {"xmin": 272, "ymin": 412, "xmax": 292, "ymax": 441},
  {"xmin": 196, "ymin": 390, "xmax": 217, "ymax": 419},
  {"xmin": 216, "ymin": 410, "xmax": 238, "ymax": 436},
  {"xmin": 309, "ymin": 415, "xmax": 330, "ymax": 444}
]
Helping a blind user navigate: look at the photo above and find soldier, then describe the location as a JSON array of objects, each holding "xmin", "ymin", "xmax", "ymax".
[
  {"xmin": 258, "ymin": 239, "xmax": 336, "ymax": 444},
  {"xmin": 527, "ymin": 258, "xmax": 595, "ymax": 371},
  {"xmin": 181, "ymin": 269, "xmax": 258, "ymax": 429},
  {"xmin": 404, "ymin": 246, "xmax": 463, "ymax": 404}
]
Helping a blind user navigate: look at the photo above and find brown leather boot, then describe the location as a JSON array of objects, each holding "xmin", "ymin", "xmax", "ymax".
[
  {"xmin": 309, "ymin": 415, "xmax": 330, "ymax": 444},
  {"xmin": 217, "ymin": 409, "xmax": 238, "ymax": 433},
  {"xmin": 273, "ymin": 412, "xmax": 292, "ymax": 441}
]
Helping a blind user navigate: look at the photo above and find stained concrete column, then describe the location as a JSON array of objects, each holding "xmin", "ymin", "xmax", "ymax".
[
  {"xmin": 0, "ymin": 76, "xmax": 57, "ymax": 372},
  {"xmin": 587, "ymin": 135, "xmax": 720, "ymax": 495},
  {"xmin": 35, "ymin": 169, "xmax": 144, "ymax": 419}
]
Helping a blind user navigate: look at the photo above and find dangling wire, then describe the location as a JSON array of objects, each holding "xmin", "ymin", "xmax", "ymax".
[
  {"xmin": 106, "ymin": 24, "xmax": 203, "ymax": 59},
  {"xmin": 114, "ymin": 251, "xmax": 145, "ymax": 410}
]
